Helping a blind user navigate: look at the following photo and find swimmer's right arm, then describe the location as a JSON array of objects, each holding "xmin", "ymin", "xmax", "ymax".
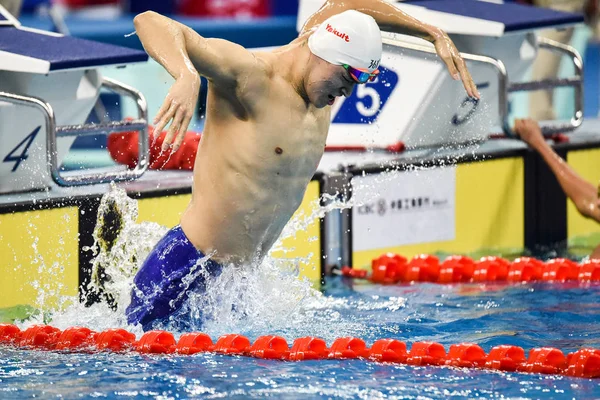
[{"xmin": 133, "ymin": 11, "xmax": 260, "ymax": 151}]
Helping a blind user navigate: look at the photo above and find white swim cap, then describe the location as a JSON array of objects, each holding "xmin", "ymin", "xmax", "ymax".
[{"xmin": 308, "ymin": 10, "xmax": 382, "ymax": 73}]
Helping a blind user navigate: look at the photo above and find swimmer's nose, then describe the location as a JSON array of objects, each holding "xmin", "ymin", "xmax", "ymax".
[{"xmin": 341, "ymin": 83, "xmax": 355, "ymax": 98}]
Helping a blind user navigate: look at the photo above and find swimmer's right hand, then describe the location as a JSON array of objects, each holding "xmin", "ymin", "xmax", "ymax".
[{"xmin": 153, "ymin": 72, "xmax": 201, "ymax": 153}]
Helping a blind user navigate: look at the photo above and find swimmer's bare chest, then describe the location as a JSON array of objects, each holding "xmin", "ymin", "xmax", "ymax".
[
  {"xmin": 253, "ymin": 93, "xmax": 330, "ymax": 182},
  {"xmin": 183, "ymin": 75, "xmax": 330, "ymax": 261},
  {"xmin": 202, "ymin": 77, "xmax": 330, "ymax": 195}
]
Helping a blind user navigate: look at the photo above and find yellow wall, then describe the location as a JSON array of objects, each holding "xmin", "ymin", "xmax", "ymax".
[
  {"xmin": 271, "ymin": 180, "xmax": 322, "ymax": 287},
  {"xmin": 353, "ymin": 158, "xmax": 525, "ymax": 268},
  {"xmin": 567, "ymin": 148, "xmax": 600, "ymax": 241},
  {"xmin": 0, "ymin": 207, "xmax": 79, "ymax": 309},
  {"xmin": 137, "ymin": 194, "xmax": 191, "ymax": 226},
  {"xmin": 0, "ymin": 179, "xmax": 323, "ymax": 312}
]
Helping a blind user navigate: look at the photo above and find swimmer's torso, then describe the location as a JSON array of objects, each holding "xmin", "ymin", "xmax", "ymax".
[{"xmin": 181, "ymin": 48, "xmax": 331, "ymax": 265}]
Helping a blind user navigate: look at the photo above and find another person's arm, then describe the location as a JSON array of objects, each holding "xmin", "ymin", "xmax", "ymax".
[
  {"xmin": 133, "ymin": 11, "xmax": 263, "ymax": 151},
  {"xmin": 514, "ymin": 119, "xmax": 600, "ymax": 222},
  {"xmin": 301, "ymin": 0, "xmax": 479, "ymax": 99}
]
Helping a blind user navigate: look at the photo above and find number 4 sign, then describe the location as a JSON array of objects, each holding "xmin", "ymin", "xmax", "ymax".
[{"xmin": 3, "ymin": 126, "xmax": 40, "ymax": 172}]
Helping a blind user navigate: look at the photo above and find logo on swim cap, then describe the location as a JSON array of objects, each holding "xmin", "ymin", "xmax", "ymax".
[
  {"xmin": 325, "ymin": 24, "xmax": 350, "ymax": 42},
  {"xmin": 308, "ymin": 10, "xmax": 382, "ymax": 73},
  {"xmin": 369, "ymin": 59, "xmax": 380, "ymax": 70}
]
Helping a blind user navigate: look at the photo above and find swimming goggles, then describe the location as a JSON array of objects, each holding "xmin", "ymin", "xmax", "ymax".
[{"xmin": 342, "ymin": 64, "xmax": 380, "ymax": 84}]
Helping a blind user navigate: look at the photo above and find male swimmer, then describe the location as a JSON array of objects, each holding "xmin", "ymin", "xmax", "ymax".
[{"xmin": 125, "ymin": 0, "xmax": 480, "ymax": 330}]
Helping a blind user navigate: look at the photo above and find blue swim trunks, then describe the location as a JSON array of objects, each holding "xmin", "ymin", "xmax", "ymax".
[{"xmin": 126, "ymin": 225, "xmax": 222, "ymax": 331}]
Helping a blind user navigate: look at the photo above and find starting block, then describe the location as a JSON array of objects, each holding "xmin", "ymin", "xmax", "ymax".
[
  {"xmin": 0, "ymin": 5, "xmax": 149, "ymax": 193},
  {"xmin": 298, "ymin": 0, "xmax": 585, "ymax": 148}
]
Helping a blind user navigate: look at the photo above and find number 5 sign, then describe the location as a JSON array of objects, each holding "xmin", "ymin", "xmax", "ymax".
[{"xmin": 332, "ymin": 65, "xmax": 398, "ymax": 124}]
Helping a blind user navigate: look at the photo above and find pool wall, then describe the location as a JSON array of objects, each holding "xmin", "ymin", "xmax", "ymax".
[
  {"xmin": 0, "ymin": 175, "xmax": 323, "ymax": 313},
  {"xmin": 341, "ymin": 137, "xmax": 600, "ymax": 269}
]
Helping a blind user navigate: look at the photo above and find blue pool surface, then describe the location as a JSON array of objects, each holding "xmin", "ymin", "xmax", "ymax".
[{"xmin": 1, "ymin": 278, "xmax": 600, "ymax": 399}]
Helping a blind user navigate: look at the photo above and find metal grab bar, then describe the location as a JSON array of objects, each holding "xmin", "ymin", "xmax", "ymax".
[
  {"xmin": 508, "ymin": 77, "xmax": 580, "ymax": 92},
  {"xmin": 381, "ymin": 35, "xmax": 584, "ymax": 137},
  {"xmin": 507, "ymin": 36, "xmax": 584, "ymax": 136},
  {"xmin": 56, "ymin": 119, "xmax": 147, "ymax": 138},
  {"xmin": 0, "ymin": 76, "xmax": 149, "ymax": 187}
]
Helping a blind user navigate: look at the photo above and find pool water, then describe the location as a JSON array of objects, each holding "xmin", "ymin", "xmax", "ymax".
[{"xmin": 2, "ymin": 278, "xmax": 600, "ymax": 399}]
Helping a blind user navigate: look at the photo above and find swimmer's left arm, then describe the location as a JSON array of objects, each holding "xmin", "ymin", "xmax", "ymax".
[{"xmin": 302, "ymin": 0, "xmax": 479, "ymax": 99}]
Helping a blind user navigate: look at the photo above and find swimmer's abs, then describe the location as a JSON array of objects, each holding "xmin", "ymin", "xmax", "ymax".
[
  {"xmin": 180, "ymin": 193, "xmax": 302, "ymax": 264},
  {"xmin": 183, "ymin": 134, "xmax": 318, "ymax": 263}
]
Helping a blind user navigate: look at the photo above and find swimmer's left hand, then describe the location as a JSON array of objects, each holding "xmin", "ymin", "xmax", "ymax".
[{"xmin": 431, "ymin": 28, "xmax": 480, "ymax": 100}]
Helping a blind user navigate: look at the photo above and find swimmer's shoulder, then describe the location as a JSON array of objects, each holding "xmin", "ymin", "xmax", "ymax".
[
  {"xmin": 249, "ymin": 51, "xmax": 275, "ymax": 75},
  {"xmin": 248, "ymin": 49, "xmax": 285, "ymax": 83},
  {"xmin": 251, "ymin": 36, "xmax": 310, "ymax": 78}
]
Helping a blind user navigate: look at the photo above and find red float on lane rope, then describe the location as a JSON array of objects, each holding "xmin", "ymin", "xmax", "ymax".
[
  {"xmin": 248, "ymin": 335, "xmax": 289, "ymax": 360},
  {"xmin": 96, "ymin": 329, "xmax": 136, "ymax": 352},
  {"xmin": 328, "ymin": 337, "xmax": 368, "ymax": 359},
  {"xmin": 289, "ymin": 337, "xmax": 328, "ymax": 361},
  {"xmin": 446, "ymin": 343, "xmax": 486, "ymax": 368},
  {"xmin": 19, "ymin": 325, "xmax": 61, "ymax": 349},
  {"xmin": 485, "ymin": 345, "xmax": 526, "ymax": 372},
  {"xmin": 55, "ymin": 327, "xmax": 97, "ymax": 351},
  {"xmin": 579, "ymin": 260, "xmax": 600, "ymax": 281},
  {"xmin": 543, "ymin": 258, "xmax": 579, "ymax": 281},
  {"xmin": 0, "ymin": 324, "xmax": 21, "ymax": 344},
  {"xmin": 520, "ymin": 347, "xmax": 566, "ymax": 375},
  {"xmin": 368, "ymin": 339, "xmax": 407, "ymax": 363},
  {"xmin": 439, "ymin": 255, "xmax": 475, "ymax": 282},
  {"xmin": 371, "ymin": 253, "xmax": 407, "ymax": 284},
  {"xmin": 406, "ymin": 341, "xmax": 446, "ymax": 366},
  {"xmin": 565, "ymin": 348, "xmax": 600, "ymax": 378},
  {"xmin": 136, "ymin": 331, "xmax": 176, "ymax": 354},
  {"xmin": 474, "ymin": 256, "xmax": 509, "ymax": 282},
  {"xmin": 176, "ymin": 332, "xmax": 214, "ymax": 355},
  {"xmin": 214, "ymin": 334, "xmax": 251, "ymax": 355},
  {"xmin": 406, "ymin": 255, "xmax": 440, "ymax": 283}
]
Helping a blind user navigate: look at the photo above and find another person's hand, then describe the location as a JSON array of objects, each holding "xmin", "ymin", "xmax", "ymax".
[
  {"xmin": 514, "ymin": 118, "xmax": 545, "ymax": 147},
  {"xmin": 431, "ymin": 28, "xmax": 480, "ymax": 99},
  {"xmin": 153, "ymin": 72, "xmax": 201, "ymax": 153}
]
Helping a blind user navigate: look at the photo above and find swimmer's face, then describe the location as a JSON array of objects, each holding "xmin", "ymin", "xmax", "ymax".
[{"xmin": 307, "ymin": 61, "xmax": 356, "ymax": 108}]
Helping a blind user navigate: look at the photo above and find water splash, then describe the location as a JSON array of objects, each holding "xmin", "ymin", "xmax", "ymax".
[
  {"xmin": 25, "ymin": 184, "xmax": 168, "ymax": 334},
  {"xmin": 17, "ymin": 170, "xmax": 411, "ymax": 339},
  {"xmin": 15, "ymin": 185, "xmax": 336, "ymax": 336},
  {"xmin": 83, "ymin": 183, "xmax": 168, "ymax": 311}
]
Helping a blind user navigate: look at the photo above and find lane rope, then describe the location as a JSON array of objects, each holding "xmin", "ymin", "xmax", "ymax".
[
  {"xmin": 0, "ymin": 324, "xmax": 599, "ymax": 378},
  {"xmin": 340, "ymin": 255, "xmax": 600, "ymax": 285}
]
